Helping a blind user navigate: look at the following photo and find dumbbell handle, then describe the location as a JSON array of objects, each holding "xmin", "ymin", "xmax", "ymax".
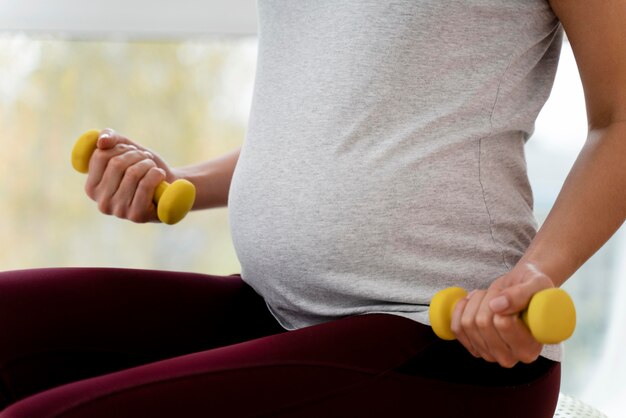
[
  {"xmin": 71, "ymin": 129, "xmax": 196, "ymax": 225},
  {"xmin": 429, "ymin": 287, "xmax": 576, "ymax": 344}
]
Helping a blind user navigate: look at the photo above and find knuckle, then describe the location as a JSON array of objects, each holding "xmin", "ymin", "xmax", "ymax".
[
  {"xmin": 493, "ymin": 315, "xmax": 513, "ymax": 331},
  {"xmin": 98, "ymin": 199, "xmax": 113, "ymax": 215},
  {"xmin": 499, "ymin": 358, "xmax": 517, "ymax": 368},
  {"xmin": 91, "ymin": 150, "xmax": 108, "ymax": 166},
  {"xmin": 479, "ymin": 352, "xmax": 496, "ymax": 363},
  {"xmin": 84, "ymin": 183, "xmax": 96, "ymax": 200},
  {"xmin": 128, "ymin": 211, "xmax": 147, "ymax": 224},
  {"xmin": 139, "ymin": 173, "xmax": 159, "ymax": 191},
  {"xmin": 475, "ymin": 314, "xmax": 491, "ymax": 330},
  {"xmin": 137, "ymin": 187, "xmax": 154, "ymax": 203},
  {"xmin": 519, "ymin": 348, "xmax": 540, "ymax": 364},
  {"xmin": 112, "ymin": 205, "xmax": 127, "ymax": 219},
  {"xmin": 519, "ymin": 353, "xmax": 538, "ymax": 364},
  {"xmin": 128, "ymin": 150, "xmax": 147, "ymax": 161},
  {"xmin": 108, "ymin": 155, "xmax": 125, "ymax": 170},
  {"xmin": 148, "ymin": 167, "xmax": 164, "ymax": 183},
  {"xmin": 136, "ymin": 179, "xmax": 151, "ymax": 194},
  {"xmin": 468, "ymin": 349, "xmax": 481, "ymax": 358},
  {"xmin": 135, "ymin": 159, "xmax": 156, "ymax": 175},
  {"xmin": 460, "ymin": 317, "xmax": 473, "ymax": 330},
  {"xmin": 127, "ymin": 213, "xmax": 140, "ymax": 223},
  {"xmin": 125, "ymin": 165, "xmax": 143, "ymax": 181},
  {"xmin": 152, "ymin": 166, "xmax": 165, "ymax": 179}
]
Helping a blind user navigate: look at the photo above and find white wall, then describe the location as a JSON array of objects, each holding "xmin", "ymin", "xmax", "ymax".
[{"xmin": 0, "ymin": 0, "xmax": 258, "ymax": 39}]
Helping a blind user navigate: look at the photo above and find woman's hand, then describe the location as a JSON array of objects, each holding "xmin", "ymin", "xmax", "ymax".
[
  {"xmin": 450, "ymin": 263, "xmax": 555, "ymax": 368},
  {"xmin": 84, "ymin": 128, "xmax": 177, "ymax": 223}
]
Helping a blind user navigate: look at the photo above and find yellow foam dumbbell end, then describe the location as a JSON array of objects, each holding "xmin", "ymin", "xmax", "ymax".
[
  {"xmin": 429, "ymin": 286, "xmax": 576, "ymax": 344},
  {"xmin": 71, "ymin": 129, "xmax": 196, "ymax": 225},
  {"xmin": 429, "ymin": 287, "xmax": 468, "ymax": 341},
  {"xmin": 71, "ymin": 129, "xmax": 101, "ymax": 174},
  {"xmin": 522, "ymin": 288, "xmax": 577, "ymax": 344},
  {"xmin": 153, "ymin": 180, "xmax": 196, "ymax": 225}
]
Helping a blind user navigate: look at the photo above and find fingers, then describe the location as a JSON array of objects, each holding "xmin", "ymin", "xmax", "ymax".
[
  {"xmin": 85, "ymin": 144, "xmax": 139, "ymax": 195},
  {"xmin": 126, "ymin": 167, "xmax": 166, "ymax": 223},
  {"xmin": 449, "ymin": 266, "xmax": 555, "ymax": 367},
  {"xmin": 79, "ymin": 128, "xmax": 171, "ymax": 223},
  {"xmin": 97, "ymin": 128, "xmax": 122, "ymax": 150},
  {"xmin": 452, "ymin": 289, "xmax": 540, "ymax": 368},
  {"xmin": 85, "ymin": 148, "xmax": 163, "ymax": 222},
  {"xmin": 493, "ymin": 314, "xmax": 542, "ymax": 364},
  {"xmin": 99, "ymin": 150, "xmax": 155, "ymax": 203},
  {"xmin": 455, "ymin": 290, "xmax": 499, "ymax": 363},
  {"xmin": 97, "ymin": 128, "xmax": 148, "ymax": 152},
  {"xmin": 451, "ymin": 295, "xmax": 480, "ymax": 358},
  {"xmin": 96, "ymin": 128, "xmax": 174, "ymax": 184},
  {"xmin": 489, "ymin": 270, "xmax": 554, "ymax": 315}
]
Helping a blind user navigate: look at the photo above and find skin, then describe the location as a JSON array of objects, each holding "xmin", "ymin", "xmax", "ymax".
[
  {"xmin": 86, "ymin": 0, "xmax": 626, "ymax": 368},
  {"xmin": 85, "ymin": 129, "xmax": 240, "ymax": 222},
  {"xmin": 84, "ymin": 134, "xmax": 165, "ymax": 223},
  {"xmin": 451, "ymin": 0, "xmax": 626, "ymax": 367}
]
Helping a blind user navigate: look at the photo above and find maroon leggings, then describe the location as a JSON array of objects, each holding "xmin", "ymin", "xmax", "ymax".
[{"xmin": 0, "ymin": 268, "xmax": 560, "ymax": 417}]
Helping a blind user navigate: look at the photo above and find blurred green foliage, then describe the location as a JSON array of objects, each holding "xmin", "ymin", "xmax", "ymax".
[{"xmin": 0, "ymin": 34, "xmax": 256, "ymax": 274}]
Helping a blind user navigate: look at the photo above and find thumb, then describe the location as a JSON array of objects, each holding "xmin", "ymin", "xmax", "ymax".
[
  {"xmin": 489, "ymin": 277, "xmax": 553, "ymax": 315},
  {"xmin": 97, "ymin": 128, "xmax": 134, "ymax": 150}
]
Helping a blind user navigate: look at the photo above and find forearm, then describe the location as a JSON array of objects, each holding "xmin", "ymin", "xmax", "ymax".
[
  {"xmin": 518, "ymin": 122, "xmax": 626, "ymax": 286},
  {"xmin": 172, "ymin": 147, "xmax": 241, "ymax": 210}
]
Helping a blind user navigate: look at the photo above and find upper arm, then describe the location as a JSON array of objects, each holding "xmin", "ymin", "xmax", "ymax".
[{"xmin": 549, "ymin": 0, "xmax": 626, "ymax": 129}]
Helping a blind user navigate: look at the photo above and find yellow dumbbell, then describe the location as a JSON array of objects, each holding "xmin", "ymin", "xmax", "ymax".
[
  {"xmin": 71, "ymin": 129, "xmax": 196, "ymax": 225},
  {"xmin": 429, "ymin": 287, "xmax": 576, "ymax": 344}
]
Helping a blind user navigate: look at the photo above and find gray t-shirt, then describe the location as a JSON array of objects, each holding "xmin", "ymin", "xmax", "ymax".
[{"xmin": 229, "ymin": 0, "xmax": 564, "ymax": 361}]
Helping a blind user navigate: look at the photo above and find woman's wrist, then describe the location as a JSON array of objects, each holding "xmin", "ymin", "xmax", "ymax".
[
  {"xmin": 170, "ymin": 148, "xmax": 240, "ymax": 210},
  {"xmin": 516, "ymin": 243, "xmax": 576, "ymax": 288}
]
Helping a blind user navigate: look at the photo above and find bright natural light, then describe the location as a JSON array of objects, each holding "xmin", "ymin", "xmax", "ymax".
[
  {"xmin": 1, "ymin": 2, "xmax": 623, "ymax": 416},
  {"xmin": 529, "ymin": 38, "xmax": 624, "ymax": 417}
]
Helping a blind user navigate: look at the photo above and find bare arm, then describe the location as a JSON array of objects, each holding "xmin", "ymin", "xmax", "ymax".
[
  {"xmin": 85, "ymin": 127, "xmax": 241, "ymax": 222},
  {"xmin": 451, "ymin": 0, "xmax": 626, "ymax": 367},
  {"xmin": 518, "ymin": 0, "xmax": 626, "ymax": 285},
  {"xmin": 519, "ymin": 124, "xmax": 626, "ymax": 286},
  {"xmin": 173, "ymin": 147, "xmax": 241, "ymax": 210}
]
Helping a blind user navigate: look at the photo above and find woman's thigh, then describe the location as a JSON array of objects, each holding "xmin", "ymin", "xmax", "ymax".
[
  {"xmin": 0, "ymin": 268, "xmax": 284, "ymax": 406},
  {"xmin": 0, "ymin": 311, "xmax": 560, "ymax": 418}
]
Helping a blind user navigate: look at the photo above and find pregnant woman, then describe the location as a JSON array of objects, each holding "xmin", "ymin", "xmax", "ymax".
[{"xmin": 1, "ymin": 1, "xmax": 624, "ymax": 417}]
